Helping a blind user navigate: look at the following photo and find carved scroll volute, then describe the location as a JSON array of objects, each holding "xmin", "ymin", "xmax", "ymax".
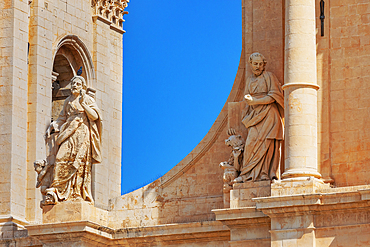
[{"xmin": 92, "ymin": 0, "xmax": 129, "ymax": 28}]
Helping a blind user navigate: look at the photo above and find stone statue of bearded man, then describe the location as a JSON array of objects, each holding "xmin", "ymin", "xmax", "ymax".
[
  {"xmin": 43, "ymin": 75, "xmax": 102, "ymax": 204},
  {"xmin": 234, "ymin": 52, "xmax": 284, "ymax": 183}
]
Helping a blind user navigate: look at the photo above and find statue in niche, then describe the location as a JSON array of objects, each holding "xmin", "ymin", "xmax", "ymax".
[
  {"xmin": 220, "ymin": 53, "xmax": 284, "ymax": 184},
  {"xmin": 35, "ymin": 71, "xmax": 102, "ymax": 206}
]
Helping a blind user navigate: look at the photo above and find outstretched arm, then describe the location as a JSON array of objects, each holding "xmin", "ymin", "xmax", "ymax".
[{"xmin": 244, "ymin": 94, "xmax": 274, "ymax": 106}]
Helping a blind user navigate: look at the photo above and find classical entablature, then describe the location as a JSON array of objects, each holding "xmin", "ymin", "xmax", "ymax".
[{"xmin": 92, "ymin": 0, "xmax": 129, "ymax": 28}]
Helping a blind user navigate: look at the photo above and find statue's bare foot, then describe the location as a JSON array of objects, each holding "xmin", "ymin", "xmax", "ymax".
[
  {"xmin": 260, "ymin": 175, "xmax": 269, "ymax": 180},
  {"xmin": 233, "ymin": 177, "xmax": 243, "ymax": 183}
]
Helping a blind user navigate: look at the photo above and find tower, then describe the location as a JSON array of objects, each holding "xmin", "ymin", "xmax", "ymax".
[{"xmin": 0, "ymin": 0, "xmax": 127, "ymax": 230}]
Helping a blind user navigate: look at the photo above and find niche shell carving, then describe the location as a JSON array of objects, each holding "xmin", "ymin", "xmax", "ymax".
[{"xmin": 34, "ymin": 74, "xmax": 102, "ymax": 207}]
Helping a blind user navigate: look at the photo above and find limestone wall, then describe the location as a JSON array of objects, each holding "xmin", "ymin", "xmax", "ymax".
[
  {"xmin": 109, "ymin": 0, "xmax": 286, "ymax": 228},
  {"xmin": 25, "ymin": 0, "xmax": 97, "ymax": 223},
  {"xmin": 1, "ymin": 0, "xmax": 124, "ymax": 226},
  {"xmin": 108, "ymin": 52, "xmax": 245, "ymax": 228},
  {"xmin": 0, "ymin": 0, "xmax": 30, "ymax": 222},
  {"xmin": 110, "ymin": 0, "xmax": 370, "ymax": 230},
  {"xmin": 92, "ymin": 18, "xmax": 123, "ymax": 208},
  {"xmin": 316, "ymin": 0, "xmax": 370, "ymax": 187}
]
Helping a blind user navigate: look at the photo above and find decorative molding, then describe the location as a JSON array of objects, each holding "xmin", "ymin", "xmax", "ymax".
[
  {"xmin": 53, "ymin": 35, "xmax": 96, "ymax": 87},
  {"xmin": 281, "ymin": 82, "xmax": 320, "ymax": 91},
  {"xmin": 92, "ymin": 0, "xmax": 129, "ymax": 29}
]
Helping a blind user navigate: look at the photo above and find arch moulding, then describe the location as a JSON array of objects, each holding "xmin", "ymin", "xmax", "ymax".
[{"xmin": 52, "ymin": 35, "xmax": 96, "ymax": 87}]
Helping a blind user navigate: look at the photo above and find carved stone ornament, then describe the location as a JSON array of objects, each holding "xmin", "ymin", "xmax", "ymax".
[
  {"xmin": 219, "ymin": 129, "xmax": 245, "ymax": 193},
  {"xmin": 34, "ymin": 75, "xmax": 102, "ymax": 207},
  {"xmin": 220, "ymin": 53, "xmax": 284, "ymax": 187},
  {"xmin": 92, "ymin": 0, "xmax": 129, "ymax": 28}
]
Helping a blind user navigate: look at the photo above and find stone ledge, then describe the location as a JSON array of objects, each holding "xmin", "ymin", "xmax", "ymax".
[
  {"xmin": 42, "ymin": 201, "xmax": 108, "ymax": 226},
  {"xmin": 26, "ymin": 220, "xmax": 229, "ymax": 246},
  {"xmin": 0, "ymin": 216, "xmax": 28, "ymax": 227},
  {"xmin": 26, "ymin": 221, "xmax": 113, "ymax": 246},
  {"xmin": 212, "ymin": 207, "xmax": 267, "ymax": 221},
  {"xmin": 253, "ymin": 187, "xmax": 370, "ymax": 216},
  {"xmin": 114, "ymin": 222, "xmax": 230, "ymax": 246},
  {"xmin": 212, "ymin": 207, "xmax": 270, "ymax": 245},
  {"xmin": 231, "ymin": 180, "xmax": 271, "ymax": 208},
  {"xmin": 271, "ymin": 177, "xmax": 330, "ymax": 196},
  {"xmin": 233, "ymin": 180, "xmax": 271, "ymax": 189}
]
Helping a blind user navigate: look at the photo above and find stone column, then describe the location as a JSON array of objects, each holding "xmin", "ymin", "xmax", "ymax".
[{"xmin": 281, "ymin": 0, "xmax": 322, "ymax": 180}]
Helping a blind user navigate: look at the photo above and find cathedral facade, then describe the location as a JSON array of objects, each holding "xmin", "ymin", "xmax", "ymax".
[{"xmin": 1, "ymin": 0, "xmax": 370, "ymax": 246}]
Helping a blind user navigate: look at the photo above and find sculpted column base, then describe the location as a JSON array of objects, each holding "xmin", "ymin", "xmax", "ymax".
[
  {"xmin": 281, "ymin": 168, "xmax": 322, "ymax": 180},
  {"xmin": 271, "ymin": 177, "xmax": 330, "ymax": 197}
]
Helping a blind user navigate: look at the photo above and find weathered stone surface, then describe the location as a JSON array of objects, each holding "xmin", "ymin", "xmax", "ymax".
[
  {"xmin": 2, "ymin": 0, "xmax": 370, "ymax": 246},
  {"xmin": 230, "ymin": 180, "xmax": 271, "ymax": 208},
  {"xmin": 38, "ymin": 76, "xmax": 102, "ymax": 206}
]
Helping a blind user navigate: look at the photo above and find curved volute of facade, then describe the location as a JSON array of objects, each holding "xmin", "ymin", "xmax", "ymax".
[{"xmin": 110, "ymin": 0, "xmax": 285, "ymax": 228}]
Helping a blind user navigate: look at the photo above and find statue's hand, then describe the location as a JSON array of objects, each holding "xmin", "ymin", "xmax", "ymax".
[
  {"xmin": 79, "ymin": 89, "xmax": 86, "ymax": 104},
  {"xmin": 244, "ymin": 94, "xmax": 256, "ymax": 105},
  {"xmin": 232, "ymin": 148, "xmax": 242, "ymax": 158},
  {"xmin": 45, "ymin": 122, "xmax": 55, "ymax": 139}
]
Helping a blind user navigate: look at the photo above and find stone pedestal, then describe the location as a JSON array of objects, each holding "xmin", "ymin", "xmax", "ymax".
[
  {"xmin": 271, "ymin": 177, "xmax": 330, "ymax": 197},
  {"xmin": 230, "ymin": 181, "xmax": 271, "ymax": 208},
  {"xmin": 42, "ymin": 201, "xmax": 108, "ymax": 226}
]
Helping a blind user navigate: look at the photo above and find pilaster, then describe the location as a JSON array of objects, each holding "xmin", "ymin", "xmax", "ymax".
[
  {"xmin": 213, "ymin": 207, "xmax": 270, "ymax": 247},
  {"xmin": 26, "ymin": 0, "xmax": 54, "ymax": 224},
  {"xmin": 91, "ymin": 0, "xmax": 127, "ymax": 208},
  {"xmin": 0, "ymin": 0, "xmax": 30, "ymax": 224}
]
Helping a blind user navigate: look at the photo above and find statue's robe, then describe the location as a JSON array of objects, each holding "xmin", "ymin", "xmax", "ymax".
[
  {"xmin": 49, "ymin": 94, "xmax": 102, "ymax": 202},
  {"xmin": 241, "ymin": 71, "xmax": 284, "ymax": 181}
]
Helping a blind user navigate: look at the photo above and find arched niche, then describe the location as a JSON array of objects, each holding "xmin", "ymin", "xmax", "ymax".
[{"xmin": 51, "ymin": 35, "xmax": 95, "ymax": 121}]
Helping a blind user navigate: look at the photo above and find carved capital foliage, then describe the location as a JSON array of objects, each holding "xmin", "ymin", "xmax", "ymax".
[{"xmin": 92, "ymin": 0, "xmax": 129, "ymax": 28}]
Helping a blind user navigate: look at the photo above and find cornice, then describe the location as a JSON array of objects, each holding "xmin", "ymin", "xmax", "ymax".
[
  {"xmin": 92, "ymin": 0, "xmax": 129, "ymax": 30},
  {"xmin": 253, "ymin": 188, "xmax": 370, "ymax": 217}
]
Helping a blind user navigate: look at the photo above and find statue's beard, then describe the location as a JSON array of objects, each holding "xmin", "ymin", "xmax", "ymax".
[
  {"xmin": 252, "ymin": 68, "xmax": 264, "ymax": 76},
  {"xmin": 71, "ymin": 88, "xmax": 80, "ymax": 95}
]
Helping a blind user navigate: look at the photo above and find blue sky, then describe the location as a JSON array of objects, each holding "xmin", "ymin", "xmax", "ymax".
[{"xmin": 121, "ymin": 1, "xmax": 242, "ymax": 194}]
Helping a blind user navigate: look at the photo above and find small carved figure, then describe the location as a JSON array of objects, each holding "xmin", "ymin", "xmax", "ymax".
[
  {"xmin": 36, "ymin": 74, "xmax": 102, "ymax": 205},
  {"xmin": 235, "ymin": 52, "xmax": 284, "ymax": 183},
  {"xmin": 219, "ymin": 129, "xmax": 245, "ymax": 192},
  {"xmin": 34, "ymin": 159, "xmax": 53, "ymax": 206}
]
